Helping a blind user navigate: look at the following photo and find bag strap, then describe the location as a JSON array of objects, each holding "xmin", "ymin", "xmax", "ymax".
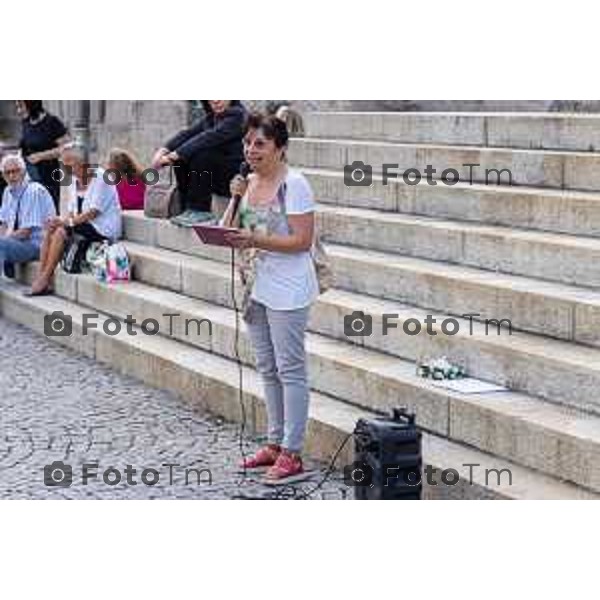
[
  {"xmin": 275, "ymin": 182, "xmax": 291, "ymax": 234},
  {"xmin": 276, "ymin": 179, "xmax": 319, "ymax": 253},
  {"xmin": 11, "ymin": 182, "xmax": 30, "ymax": 230}
]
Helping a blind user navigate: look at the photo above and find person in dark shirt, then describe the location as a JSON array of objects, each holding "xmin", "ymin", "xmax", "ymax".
[
  {"xmin": 0, "ymin": 142, "xmax": 9, "ymax": 200},
  {"xmin": 151, "ymin": 100, "xmax": 246, "ymax": 226},
  {"xmin": 17, "ymin": 101, "xmax": 70, "ymax": 211}
]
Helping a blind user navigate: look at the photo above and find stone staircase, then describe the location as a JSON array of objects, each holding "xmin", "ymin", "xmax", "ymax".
[{"xmin": 4, "ymin": 110, "xmax": 600, "ymax": 499}]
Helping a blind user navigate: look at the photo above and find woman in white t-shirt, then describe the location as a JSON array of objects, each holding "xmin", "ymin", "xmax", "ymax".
[
  {"xmin": 29, "ymin": 141, "xmax": 122, "ymax": 296},
  {"xmin": 222, "ymin": 113, "xmax": 318, "ymax": 484}
]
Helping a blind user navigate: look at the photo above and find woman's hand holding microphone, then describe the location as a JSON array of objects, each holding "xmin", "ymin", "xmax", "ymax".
[
  {"xmin": 224, "ymin": 173, "xmax": 257, "ymax": 249},
  {"xmin": 229, "ymin": 174, "xmax": 248, "ymax": 199}
]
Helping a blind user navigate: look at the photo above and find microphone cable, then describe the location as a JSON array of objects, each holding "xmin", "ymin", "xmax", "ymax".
[{"xmin": 231, "ymin": 244, "xmax": 250, "ymax": 489}]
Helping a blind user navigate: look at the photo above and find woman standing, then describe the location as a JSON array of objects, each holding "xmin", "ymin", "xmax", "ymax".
[
  {"xmin": 222, "ymin": 113, "xmax": 319, "ymax": 484},
  {"xmin": 17, "ymin": 101, "xmax": 70, "ymax": 210}
]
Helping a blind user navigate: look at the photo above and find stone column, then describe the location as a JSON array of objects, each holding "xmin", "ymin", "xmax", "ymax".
[
  {"xmin": 0, "ymin": 100, "xmax": 20, "ymax": 143},
  {"xmin": 71, "ymin": 100, "xmax": 91, "ymax": 158}
]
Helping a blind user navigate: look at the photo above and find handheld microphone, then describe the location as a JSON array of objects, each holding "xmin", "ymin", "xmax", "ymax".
[{"xmin": 230, "ymin": 161, "xmax": 250, "ymax": 224}]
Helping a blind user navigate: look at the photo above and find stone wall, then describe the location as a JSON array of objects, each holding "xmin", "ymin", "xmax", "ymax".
[
  {"xmin": 4, "ymin": 99, "xmax": 600, "ymax": 166},
  {"xmin": 44, "ymin": 101, "xmax": 190, "ymax": 165}
]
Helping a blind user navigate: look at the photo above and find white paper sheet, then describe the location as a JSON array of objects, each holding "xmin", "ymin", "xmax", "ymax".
[{"xmin": 428, "ymin": 377, "xmax": 509, "ymax": 394}]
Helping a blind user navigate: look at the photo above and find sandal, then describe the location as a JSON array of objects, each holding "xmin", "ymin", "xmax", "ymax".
[
  {"xmin": 262, "ymin": 451, "xmax": 308, "ymax": 485},
  {"xmin": 239, "ymin": 444, "xmax": 281, "ymax": 470},
  {"xmin": 24, "ymin": 287, "xmax": 53, "ymax": 297}
]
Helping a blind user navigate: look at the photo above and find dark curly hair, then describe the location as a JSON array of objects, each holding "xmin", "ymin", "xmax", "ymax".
[
  {"xmin": 244, "ymin": 112, "xmax": 289, "ymax": 148},
  {"xmin": 20, "ymin": 101, "xmax": 45, "ymax": 120}
]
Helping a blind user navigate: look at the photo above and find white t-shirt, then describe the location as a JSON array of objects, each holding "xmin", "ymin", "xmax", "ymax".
[
  {"xmin": 240, "ymin": 169, "xmax": 318, "ymax": 311},
  {"xmin": 66, "ymin": 168, "xmax": 122, "ymax": 240}
]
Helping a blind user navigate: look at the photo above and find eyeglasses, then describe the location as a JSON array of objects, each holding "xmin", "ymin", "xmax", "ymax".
[{"xmin": 2, "ymin": 169, "xmax": 21, "ymax": 175}]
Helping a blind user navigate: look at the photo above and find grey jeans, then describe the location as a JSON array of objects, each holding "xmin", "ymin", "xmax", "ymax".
[{"xmin": 245, "ymin": 300, "xmax": 311, "ymax": 453}]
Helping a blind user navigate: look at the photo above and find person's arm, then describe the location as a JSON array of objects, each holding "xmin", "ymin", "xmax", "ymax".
[
  {"xmin": 70, "ymin": 179, "xmax": 104, "ymax": 226},
  {"xmin": 166, "ymin": 120, "xmax": 207, "ymax": 151},
  {"xmin": 219, "ymin": 174, "xmax": 249, "ymax": 227},
  {"xmin": 165, "ymin": 119, "xmax": 207, "ymax": 152},
  {"xmin": 226, "ymin": 213, "xmax": 314, "ymax": 253},
  {"xmin": 26, "ymin": 116, "xmax": 70, "ymax": 164},
  {"xmin": 27, "ymin": 133, "xmax": 71, "ymax": 163},
  {"xmin": 9, "ymin": 227, "xmax": 33, "ymax": 239},
  {"xmin": 67, "ymin": 208, "xmax": 98, "ymax": 227},
  {"xmin": 16, "ymin": 185, "xmax": 57, "ymax": 237},
  {"xmin": 58, "ymin": 180, "xmax": 77, "ymax": 226},
  {"xmin": 175, "ymin": 107, "xmax": 245, "ymax": 161},
  {"xmin": 219, "ymin": 199, "xmax": 238, "ymax": 228},
  {"xmin": 151, "ymin": 147, "xmax": 171, "ymax": 169},
  {"xmin": 72, "ymin": 174, "xmax": 120, "ymax": 229}
]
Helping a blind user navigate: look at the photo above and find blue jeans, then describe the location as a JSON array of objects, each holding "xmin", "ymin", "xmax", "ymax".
[
  {"xmin": 25, "ymin": 162, "xmax": 42, "ymax": 182},
  {"xmin": 0, "ymin": 236, "xmax": 40, "ymax": 273},
  {"xmin": 245, "ymin": 300, "xmax": 311, "ymax": 453}
]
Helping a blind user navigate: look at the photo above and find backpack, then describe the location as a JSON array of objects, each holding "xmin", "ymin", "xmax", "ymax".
[{"xmin": 88, "ymin": 241, "xmax": 131, "ymax": 283}]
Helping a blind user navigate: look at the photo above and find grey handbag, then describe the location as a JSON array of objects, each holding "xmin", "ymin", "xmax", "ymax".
[{"xmin": 144, "ymin": 184, "xmax": 182, "ymax": 219}]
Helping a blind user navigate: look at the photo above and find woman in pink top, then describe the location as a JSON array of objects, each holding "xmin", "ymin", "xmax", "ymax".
[{"xmin": 107, "ymin": 148, "xmax": 146, "ymax": 210}]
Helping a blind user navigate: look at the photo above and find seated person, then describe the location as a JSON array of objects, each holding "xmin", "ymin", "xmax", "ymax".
[
  {"xmin": 151, "ymin": 100, "xmax": 247, "ymax": 226},
  {"xmin": 0, "ymin": 154, "xmax": 56, "ymax": 279},
  {"xmin": 107, "ymin": 148, "xmax": 146, "ymax": 210},
  {"xmin": 266, "ymin": 102, "xmax": 305, "ymax": 137},
  {"xmin": 29, "ymin": 141, "xmax": 122, "ymax": 296},
  {"xmin": 0, "ymin": 142, "xmax": 9, "ymax": 199}
]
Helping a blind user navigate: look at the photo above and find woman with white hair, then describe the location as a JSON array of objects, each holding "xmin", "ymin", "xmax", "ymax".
[
  {"xmin": 29, "ymin": 141, "xmax": 122, "ymax": 296},
  {"xmin": 0, "ymin": 154, "xmax": 56, "ymax": 278}
]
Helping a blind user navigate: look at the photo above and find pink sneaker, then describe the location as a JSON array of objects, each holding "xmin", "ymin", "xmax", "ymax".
[
  {"xmin": 263, "ymin": 451, "xmax": 307, "ymax": 485},
  {"xmin": 239, "ymin": 444, "xmax": 281, "ymax": 470}
]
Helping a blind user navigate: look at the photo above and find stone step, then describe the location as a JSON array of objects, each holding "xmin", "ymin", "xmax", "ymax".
[
  {"xmin": 327, "ymin": 243, "xmax": 600, "ymax": 347},
  {"xmin": 0, "ymin": 279, "xmax": 595, "ymax": 500},
  {"xmin": 26, "ymin": 268, "xmax": 600, "ymax": 493},
  {"xmin": 317, "ymin": 204, "xmax": 600, "ymax": 289},
  {"xmin": 304, "ymin": 167, "xmax": 600, "ymax": 239},
  {"xmin": 288, "ymin": 138, "xmax": 600, "ymax": 192},
  {"xmin": 123, "ymin": 213, "xmax": 600, "ymax": 350},
  {"xmin": 80, "ymin": 228, "xmax": 600, "ymax": 415},
  {"xmin": 304, "ymin": 112, "xmax": 600, "ymax": 152},
  {"xmin": 137, "ymin": 168, "xmax": 600, "ymax": 239}
]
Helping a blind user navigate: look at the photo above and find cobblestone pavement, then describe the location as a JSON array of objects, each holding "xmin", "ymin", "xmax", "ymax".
[{"xmin": 0, "ymin": 318, "xmax": 352, "ymax": 500}]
